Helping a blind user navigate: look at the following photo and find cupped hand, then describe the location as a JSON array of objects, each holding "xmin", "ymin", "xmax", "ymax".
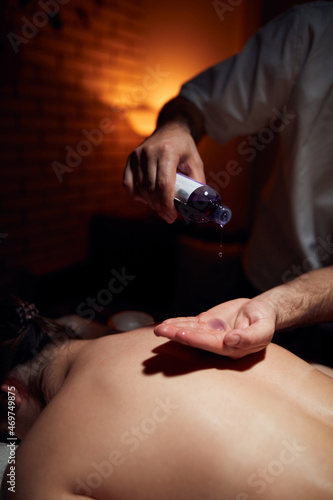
[
  {"xmin": 154, "ymin": 298, "xmax": 277, "ymax": 358},
  {"xmin": 123, "ymin": 122, "xmax": 205, "ymax": 223}
]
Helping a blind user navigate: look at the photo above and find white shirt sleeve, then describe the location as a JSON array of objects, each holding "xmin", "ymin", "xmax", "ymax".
[
  {"xmin": 180, "ymin": 3, "xmax": 333, "ymax": 291},
  {"xmin": 179, "ymin": 7, "xmax": 304, "ymax": 143}
]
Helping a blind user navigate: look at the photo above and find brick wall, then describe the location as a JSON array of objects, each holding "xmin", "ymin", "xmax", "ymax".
[
  {"xmin": 0, "ymin": 0, "xmax": 265, "ymax": 303},
  {"xmin": 0, "ymin": 0, "xmax": 149, "ymax": 285}
]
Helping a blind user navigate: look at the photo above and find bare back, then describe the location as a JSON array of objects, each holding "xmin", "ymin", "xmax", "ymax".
[{"xmin": 4, "ymin": 328, "xmax": 333, "ymax": 500}]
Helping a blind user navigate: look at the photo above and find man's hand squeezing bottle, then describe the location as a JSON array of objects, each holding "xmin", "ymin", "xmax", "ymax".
[{"xmin": 123, "ymin": 122, "xmax": 206, "ymax": 224}]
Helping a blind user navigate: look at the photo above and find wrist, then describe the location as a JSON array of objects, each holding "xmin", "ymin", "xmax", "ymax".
[
  {"xmin": 257, "ymin": 280, "xmax": 312, "ymax": 332},
  {"xmin": 155, "ymin": 119, "xmax": 192, "ymax": 137},
  {"xmin": 254, "ymin": 291, "xmax": 286, "ymax": 331},
  {"xmin": 254, "ymin": 267, "xmax": 333, "ymax": 332},
  {"xmin": 156, "ymin": 96, "xmax": 205, "ymax": 143}
]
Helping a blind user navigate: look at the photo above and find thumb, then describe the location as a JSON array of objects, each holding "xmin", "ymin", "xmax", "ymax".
[
  {"xmin": 224, "ymin": 322, "xmax": 273, "ymax": 351},
  {"xmin": 224, "ymin": 331, "xmax": 241, "ymax": 347}
]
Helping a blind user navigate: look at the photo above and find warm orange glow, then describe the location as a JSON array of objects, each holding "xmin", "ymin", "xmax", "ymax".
[
  {"xmin": 81, "ymin": 1, "xmax": 263, "ymax": 137},
  {"xmin": 127, "ymin": 106, "xmax": 158, "ymax": 137}
]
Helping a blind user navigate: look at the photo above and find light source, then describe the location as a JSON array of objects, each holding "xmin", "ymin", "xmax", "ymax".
[{"xmin": 127, "ymin": 105, "xmax": 158, "ymax": 137}]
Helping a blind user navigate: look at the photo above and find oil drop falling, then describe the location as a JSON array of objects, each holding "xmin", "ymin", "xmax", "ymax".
[{"xmin": 218, "ymin": 224, "xmax": 223, "ymax": 259}]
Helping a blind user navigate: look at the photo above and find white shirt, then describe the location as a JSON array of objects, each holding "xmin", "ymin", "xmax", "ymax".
[{"xmin": 179, "ymin": 2, "xmax": 333, "ymax": 291}]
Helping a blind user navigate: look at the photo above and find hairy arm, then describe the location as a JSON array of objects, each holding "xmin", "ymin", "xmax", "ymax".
[
  {"xmin": 155, "ymin": 266, "xmax": 333, "ymax": 358},
  {"xmin": 260, "ymin": 265, "xmax": 333, "ymax": 331}
]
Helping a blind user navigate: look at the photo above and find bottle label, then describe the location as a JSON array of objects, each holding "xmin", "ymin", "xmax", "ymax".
[{"xmin": 174, "ymin": 173, "xmax": 204, "ymax": 204}]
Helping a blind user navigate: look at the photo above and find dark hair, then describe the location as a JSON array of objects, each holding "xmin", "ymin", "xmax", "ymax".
[{"xmin": 0, "ymin": 295, "xmax": 78, "ymax": 442}]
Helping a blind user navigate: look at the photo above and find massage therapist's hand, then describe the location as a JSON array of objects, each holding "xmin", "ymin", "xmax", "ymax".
[
  {"xmin": 123, "ymin": 122, "xmax": 205, "ymax": 224},
  {"xmin": 154, "ymin": 298, "xmax": 277, "ymax": 358}
]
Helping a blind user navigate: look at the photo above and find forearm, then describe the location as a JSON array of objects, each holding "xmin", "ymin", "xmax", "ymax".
[
  {"xmin": 258, "ymin": 266, "xmax": 333, "ymax": 331},
  {"xmin": 156, "ymin": 96, "xmax": 206, "ymax": 143}
]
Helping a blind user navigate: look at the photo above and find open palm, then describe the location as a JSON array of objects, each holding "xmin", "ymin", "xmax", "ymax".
[{"xmin": 154, "ymin": 298, "xmax": 277, "ymax": 358}]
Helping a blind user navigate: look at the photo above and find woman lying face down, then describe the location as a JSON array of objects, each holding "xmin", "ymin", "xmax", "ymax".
[{"xmin": 0, "ymin": 296, "xmax": 333, "ymax": 500}]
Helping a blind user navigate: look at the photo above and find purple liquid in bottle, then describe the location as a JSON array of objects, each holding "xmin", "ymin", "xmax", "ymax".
[{"xmin": 174, "ymin": 173, "xmax": 232, "ymax": 226}]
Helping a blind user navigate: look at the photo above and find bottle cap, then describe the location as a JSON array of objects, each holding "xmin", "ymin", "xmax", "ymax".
[{"xmin": 213, "ymin": 205, "xmax": 232, "ymax": 226}]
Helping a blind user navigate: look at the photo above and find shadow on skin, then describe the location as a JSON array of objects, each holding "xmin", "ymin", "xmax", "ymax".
[{"xmin": 142, "ymin": 340, "xmax": 266, "ymax": 377}]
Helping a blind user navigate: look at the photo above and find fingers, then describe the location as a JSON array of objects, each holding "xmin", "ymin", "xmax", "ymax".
[
  {"xmin": 123, "ymin": 124, "xmax": 205, "ymax": 223},
  {"xmin": 221, "ymin": 297, "xmax": 276, "ymax": 355},
  {"xmin": 139, "ymin": 145, "xmax": 178, "ymax": 223},
  {"xmin": 154, "ymin": 312, "xmax": 275, "ymax": 359},
  {"xmin": 182, "ymin": 151, "xmax": 206, "ymax": 186},
  {"xmin": 154, "ymin": 320, "xmax": 225, "ymax": 354},
  {"xmin": 224, "ymin": 320, "xmax": 274, "ymax": 356},
  {"xmin": 123, "ymin": 142, "xmax": 178, "ymax": 223},
  {"xmin": 154, "ymin": 149, "xmax": 178, "ymax": 223},
  {"xmin": 154, "ymin": 297, "xmax": 277, "ymax": 359},
  {"xmin": 154, "ymin": 317, "xmax": 198, "ymax": 339},
  {"xmin": 123, "ymin": 151, "xmax": 146, "ymax": 203}
]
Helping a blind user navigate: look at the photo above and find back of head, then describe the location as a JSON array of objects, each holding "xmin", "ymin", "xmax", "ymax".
[{"xmin": 0, "ymin": 295, "xmax": 77, "ymax": 442}]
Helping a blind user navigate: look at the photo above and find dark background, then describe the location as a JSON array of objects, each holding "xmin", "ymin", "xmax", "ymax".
[{"xmin": 0, "ymin": 0, "xmax": 327, "ymax": 323}]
